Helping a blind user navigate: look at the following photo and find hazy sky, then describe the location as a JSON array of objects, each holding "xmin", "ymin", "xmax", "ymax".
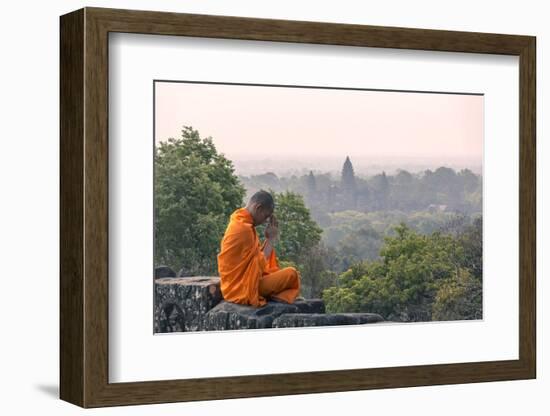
[{"xmin": 154, "ymin": 81, "xmax": 483, "ymax": 162}]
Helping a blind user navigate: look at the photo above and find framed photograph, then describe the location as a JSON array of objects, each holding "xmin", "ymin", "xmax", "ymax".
[{"xmin": 60, "ymin": 7, "xmax": 536, "ymax": 408}]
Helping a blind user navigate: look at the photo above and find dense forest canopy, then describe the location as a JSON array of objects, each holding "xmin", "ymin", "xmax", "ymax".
[{"xmin": 155, "ymin": 126, "xmax": 482, "ymax": 322}]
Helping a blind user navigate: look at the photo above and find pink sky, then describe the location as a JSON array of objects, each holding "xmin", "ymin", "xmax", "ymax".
[{"xmin": 154, "ymin": 81, "xmax": 483, "ymax": 161}]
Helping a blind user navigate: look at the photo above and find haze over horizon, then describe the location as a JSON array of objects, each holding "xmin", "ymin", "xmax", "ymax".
[
  {"xmin": 227, "ymin": 154, "xmax": 482, "ymax": 178},
  {"xmin": 155, "ymin": 81, "xmax": 483, "ymax": 175}
]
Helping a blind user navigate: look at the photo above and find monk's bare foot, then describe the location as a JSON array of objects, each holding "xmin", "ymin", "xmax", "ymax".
[{"xmin": 295, "ymin": 296, "xmax": 305, "ymax": 301}]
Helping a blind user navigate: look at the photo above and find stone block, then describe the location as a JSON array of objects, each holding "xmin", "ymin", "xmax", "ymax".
[
  {"xmin": 154, "ymin": 276, "xmax": 222, "ymax": 332},
  {"xmin": 272, "ymin": 312, "xmax": 384, "ymax": 328},
  {"xmin": 202, "ymin": 300, "xmax": 300, "ymax": 330}
]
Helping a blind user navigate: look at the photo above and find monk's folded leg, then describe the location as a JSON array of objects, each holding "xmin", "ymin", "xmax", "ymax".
[{"xmin": 259, "ymin": 267, "xmax": 301, "ymax": 304}]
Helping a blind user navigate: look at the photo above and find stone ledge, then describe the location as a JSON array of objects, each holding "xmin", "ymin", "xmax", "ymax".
[
  {"xmin": 154, "ymin": 275, "xmax": 384, "ymax": 332},
  {"xmin": 202, "ymin": 300, "xmax": 300, "ymax": 330},
  {"xmin": 154, "ymin": 276, "xmax": 222, "ymax": 332},
  {"xmin": 273, "ymin": 313, "xmax": 384, "ymax": 328}
]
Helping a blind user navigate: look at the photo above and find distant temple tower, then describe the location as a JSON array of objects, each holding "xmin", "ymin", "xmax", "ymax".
[
  {"xmin": 306, "ymin": 170, "xmax": 317, "ymax": 193},
  {"xmin": 341, "ymin": 156, "xmax": 356, "ymax": 191},
  {"xmin": 341, "ymin": 156, "xmax": 357, "ymax": 209}
]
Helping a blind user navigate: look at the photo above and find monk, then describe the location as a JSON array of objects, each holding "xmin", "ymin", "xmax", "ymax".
[{"xmin": 217, "ymin": 190, "xmax": 302, "ymax": 307}]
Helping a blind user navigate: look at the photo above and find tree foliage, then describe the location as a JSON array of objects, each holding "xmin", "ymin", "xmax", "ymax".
[
  {"xmin": 154, "ymin": 126, "xmax": 245, "ymax": 274},
  {"xmin": 322, "ymin": 222, "xmax": 482, "ymax": 321},
  {"xmin": 239, "ymin": 162, "xmax": 482, "ymax": 215},
  {"xmin": 262, "ymin": 190, "xmax": 323, "ymax": 263}
]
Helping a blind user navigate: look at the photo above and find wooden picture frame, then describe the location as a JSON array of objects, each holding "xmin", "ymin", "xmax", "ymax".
[{"xmin": 60, "ymin": 6, "xmax": 536, "ymax": 408}]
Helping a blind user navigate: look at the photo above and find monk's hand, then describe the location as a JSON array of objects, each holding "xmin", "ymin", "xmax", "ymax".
[
  {"xmin": 265, "ymin": 224, "xmax": 275, "ymax": 240},
  {"xmin": 265, "ymin": 217, "xmax": 279, "ymax": 242},
  {"xmin": 271, "ymin": 214, "xmax": 279, "ymax": 229}
]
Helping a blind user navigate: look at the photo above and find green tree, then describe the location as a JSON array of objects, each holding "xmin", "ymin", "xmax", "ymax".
[
  {"xmin": 297, "ymin": 243, "xmax": 339, "ymax": 298},
  {"xmin": 457, "ymin": 215, "xmax": 483, "ymax": 279},
  {"xmin": 369, "ymin": 171, "xmax": 390, "ymax": 210},
  {"xmin": 458, "ymin": 168, "xmax": 480, "ymax": 193},
  {"xmin": 263, "ymin": 190, "xmax": 323, "ymax": 263},
  {"xmin": 154, "ymin": 126, "xmax": 246, "ymax": 274},
  {"xmin": 322, "ymin": 223, "xmax": 481, "ymax": 322},
  {"xmin": 335, "ymin": 225, "xmax": 382, "ymax": 269},
  {"xmin": 390, "ymin": 169, "xmax": 417, "ymax": 210},
  {"xmin": 432, "ymin": 268, "xmax": 482, "ymax": 320}
]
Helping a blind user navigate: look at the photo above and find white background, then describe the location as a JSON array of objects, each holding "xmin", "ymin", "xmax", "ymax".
[
  {"xmin": 0, "ymin": 0, "xmax": 546, "ymax": 414},
  {"xmin": 109, "ymin": 33, "xmax": 518, "ymax": 382}
]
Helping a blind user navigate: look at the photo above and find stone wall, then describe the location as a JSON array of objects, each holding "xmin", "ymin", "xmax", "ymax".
[{"xmin": 154, "ymin": 272, "xmax": 384, "ymax": 332}]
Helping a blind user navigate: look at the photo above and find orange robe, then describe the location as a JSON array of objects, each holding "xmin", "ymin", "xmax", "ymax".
[{"xmin": 217, "ymin": 207, "xmax": 301, "ymax": 307}]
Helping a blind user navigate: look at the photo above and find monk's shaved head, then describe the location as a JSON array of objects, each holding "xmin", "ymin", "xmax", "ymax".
[
  {"xmin": 246, "ymin": 190, "xmax": 274, "ymax": 226},
  {"xmin": 248, "ymin": 190, "xmax": 274, "ymax": 211}
]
